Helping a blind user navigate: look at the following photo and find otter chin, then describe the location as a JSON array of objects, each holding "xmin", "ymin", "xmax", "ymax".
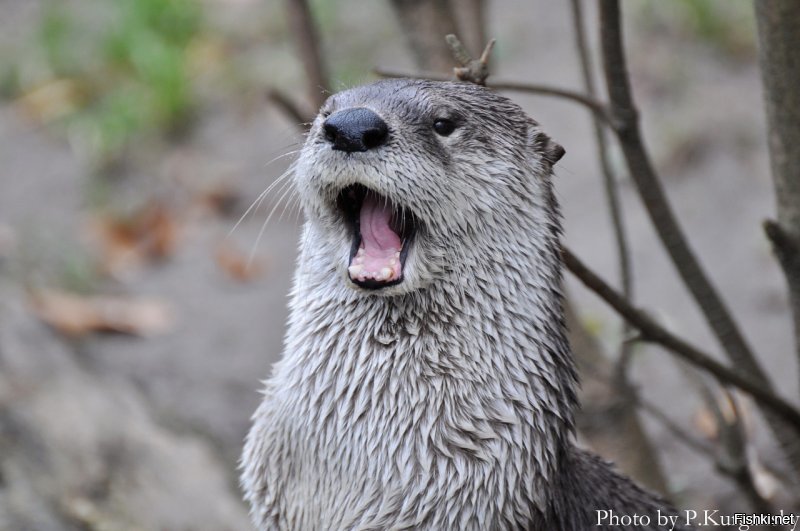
[{"xmin": 335, "ymin": 183, "xmax": 416, "ymax": 289}]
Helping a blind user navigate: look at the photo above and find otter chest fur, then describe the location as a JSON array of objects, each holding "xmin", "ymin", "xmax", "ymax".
[{"xmin": 241, "ymin": 79, "xmax": 686, "ymax": 530}]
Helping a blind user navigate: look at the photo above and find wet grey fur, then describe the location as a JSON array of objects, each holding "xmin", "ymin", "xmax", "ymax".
[{"xmin": 241, "ymin": 79, "xmax": 690, "ymax": 530}]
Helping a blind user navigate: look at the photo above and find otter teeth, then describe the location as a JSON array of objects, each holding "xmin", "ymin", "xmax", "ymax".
[
  {"xmin": 349, "ymin": 264, "xmax": 397, "ymax": 282},
  {"xmin": 348, "ymin": 247, "xmax": 402, "ymax": 284}
]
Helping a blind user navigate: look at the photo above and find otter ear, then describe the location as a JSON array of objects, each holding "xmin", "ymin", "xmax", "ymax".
[
  {"xmin": 527, "ymin": 124, "xmax": 565, "ymax": 169},
  {"xmin": 543, "ymin": 137, "xmax": 565, "ymax": 166}
]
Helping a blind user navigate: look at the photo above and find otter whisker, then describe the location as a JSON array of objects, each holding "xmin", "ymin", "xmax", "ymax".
[
  {"xmin": 277, "ymin": 185, "xmax": 301, "ymax": 223},
  {"xmin": 259, "ymin": 169, "xmax": 293, "ymax": 213},
  {"xmin": 249, "ymin": 178, "xmax": 297, "ymax": 266},
  {"xmin": 260, "ymin": 148, "xmax": 301, "ymax": 170},
  {"xmin": 288, "ymin": 192, "xmax": 304, "ymax": 224},
  {"xmin": 229, "ymin": 160, "xmax": 298, "ymax": 237}
]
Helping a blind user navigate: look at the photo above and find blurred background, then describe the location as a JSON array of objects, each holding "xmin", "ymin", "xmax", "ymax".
[{"xmin": 0, "ymin": 0, "xmax": 792, "ymax": 529}]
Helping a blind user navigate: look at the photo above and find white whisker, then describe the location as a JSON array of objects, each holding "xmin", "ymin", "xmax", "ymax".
[
  {"xmin": 278, "ymin": 185, "xmax": 300, "ymax": 223},
  {"xmin": 229, "ymin": 160, "xmax": 298, "ymax": 237},
  {"xmin": 261, "ymin": 148, "xmax": 301, "ymax": 169},
  {"xmin": 249, "ymin": 179, "xmax": 298, "ymax": 266}
]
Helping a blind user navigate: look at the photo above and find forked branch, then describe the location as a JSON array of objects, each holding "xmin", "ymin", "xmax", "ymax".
[
  {"xmin": 374, "ymin": 67, "xmax": 612, "ymax": 125},
  {"xmin": 445, "ymin": 34, "xmax": 495, "ymax": 86},
  {"xmin": 563, "ymin": 247, "xmax": 800, "ymax": 430},
  {"xmin": 285, "ymin": 0, "xmax": 330, "ymax": 110},
  {"xmin": 598, "ymin": 0, "xmax": 800, "ymax": 475},
  {"xmin": 568, "ymin": 0, "xmax": 633, "ymax": 370}
]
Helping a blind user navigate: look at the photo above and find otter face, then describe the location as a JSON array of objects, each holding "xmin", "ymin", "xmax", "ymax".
[{"xmin": 294, "ymin": 78, "xmax": 563, "ymax": 295}]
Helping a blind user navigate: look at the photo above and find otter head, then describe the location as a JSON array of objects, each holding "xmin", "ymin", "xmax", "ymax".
[{"xmin": 294, "ymin": 78, "xmax": 564, "ymax": 295}]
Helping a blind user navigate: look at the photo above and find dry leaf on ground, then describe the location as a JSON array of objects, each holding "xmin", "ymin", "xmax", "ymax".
[
  {"xmin": 29, "ymin": 289, "xmax": 174, "ymax": 338},
  {"xmin": 16, "ymin": 78, "xmax": 86, "ymax": 123},
  {"xmin": 215, "ymin": 241, "xmax": 265, "ymax": 282},
  {"xmin": 87, "ymin": 203, "xmax": 179, "ymax": 277}
]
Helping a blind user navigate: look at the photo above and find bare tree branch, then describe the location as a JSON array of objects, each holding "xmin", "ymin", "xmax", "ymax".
[
  {"xmin": 603, "ymin": 359, "xmax": 779, "ymax": 510},
  {"xmin": 388, "ymin": 0, "xmax": 459, "ymax": 74},
  {"xmin": 565, "ymin": 301, "xmax": 669, "ymax": 494},
  {"xmin": 568, "ymin": 0, "xmax": 633, "ymax": 370},
  {"xmin": 373, "ymin": 67, "xmax": 613, "ymax": 125},
  {"xmin": 563, "ymin": 247, "xmax": 800, "ymax": 430},
  {"xmin": 446, "ymin": 34, "xmax": 495, "ymax": 86},
  {"xmin": 598, "ymin": 0, "xmax": 755, "ymax": 376},
  {"xmin": 447, "ymin": 0, "xmax": 487, "ymax": 59},
  {"xmin": 285, "ymin": 0, "xmax": 330, "ymax": 110},
  {"xmin": 595, "ymin": 354, "xmax": 779, "ymax": 509},
  {"xmin": 641, "ymin": 388, "xmax": 774, "ymax": 512},
  {"xmin": 597, "ymin": 0, "xmax": 800, "ymax": 476},
  {"xmin": 680, "ymin": 367, "xmax": 775, "ymax": 513},
  {"xmin": 267, "ymin": 89, "xmax": 314, "ymax": 127},
  {"xmin": 562, "ymin": 0, "xmax": 670, "ymax": 493},
  {"xmin": 764, "ymin": 222, "xmax": 800, "ymax": 342},
  {"xmin": 716, "ymin": 393, "xmax": 775, "ymax": 513},
  {"xmin": 755, "ymin": 1, "xmax": 800, "ymax": 385},
  {"xmin": 639, "ymin": 396, "xmax": 714, "ymax": 458}
]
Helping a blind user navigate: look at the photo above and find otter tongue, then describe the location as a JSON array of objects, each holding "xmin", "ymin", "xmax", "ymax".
[{"xmin": 351, "ymin": 193, "xmax": 402, "ymax": 282}]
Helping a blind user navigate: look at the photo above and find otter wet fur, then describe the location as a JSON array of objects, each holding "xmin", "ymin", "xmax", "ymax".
[{"xmin": 241, "ymin": 79, "xmax": 691, "ymax": 530}]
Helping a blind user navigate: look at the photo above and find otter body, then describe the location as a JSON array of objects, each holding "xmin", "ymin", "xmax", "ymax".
[{"xmin": 242, "ymin": 79, "xmax": 687, "ymax": 530}]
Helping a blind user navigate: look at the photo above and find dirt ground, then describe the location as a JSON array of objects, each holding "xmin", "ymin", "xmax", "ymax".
[{"xmin": 0, "ymin": 0, "xmax": 793, "ymax": 528}]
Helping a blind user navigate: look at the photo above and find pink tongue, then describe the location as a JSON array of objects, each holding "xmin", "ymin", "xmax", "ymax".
[
  {"xmin": 349, "ymin": 193, "xmax": 402, "ymax": 282},
  {"xmin": 360, "ymin": 194, "xmax": 401, "ymax": 253}
]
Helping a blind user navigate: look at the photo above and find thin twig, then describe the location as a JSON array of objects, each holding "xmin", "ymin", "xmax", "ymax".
[
  {"xmin": 563, "ymin": 246, "xmax": 800, "ymax": 430},
  {"xmin": 638, "ymin": 396, "xmax": 714, "ymax": 458},
  {"xmin": 680, "ymin": 366, "xmax": 775, "ymax": 512},
  {"xmin": 450, "ymin": 0, "xmax": 487, "ymax": 59},
  {"xmin": 568, "ymin": 0, "xmax": 634, "ymax": 373},
  {"xmin": 607, "ymin": 366, "xmax": 776, "ymax": 509},
  {"xmin": 598, "ymin": 0, "xmax": 760, "ymax": 382},
  {"xmin": 719, "ymin": 392, "xmax": 776, "ymax": 512},
  {"xmin": 765, "ymin": 219, "xmax": 800, "ymax": 366},
  {"xmin": 388, "ymin": 0, "xmax": 459, "ymax": 73},
  {"xmin": 765, "ymin": 220, "xmax": 800, "ymax": 274},
  {"xmin": 373, "ymin": 67, "xmax": 613, "ymax": 126},
  {"xmin": 597, "ymin": 0, "xmax": 800, "ymax": 476},
  {"xmin": 592, "ymin": 346, "xmax": 775, "ymax": 508},
  {"xmin": 445, "ymin": 34, "xmax": 495, "ymax": 86},
  {"xmin": 267, "ymin": 89, "xmax": 314, "ymax": 127},
  {"xmin": 566, "ymin": 301, "xmax": 670, "ymax": 493},
  {"xmin": 285, "ymin": 0, "xmax": 330, "ymax": 110},
  {"xmin": 755, "ymin": 1, "xmax": 800, "ymax": 382}
]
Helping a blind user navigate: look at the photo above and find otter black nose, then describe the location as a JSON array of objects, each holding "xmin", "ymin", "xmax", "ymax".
[{"xmin": 323, "ymin": 108, "xmax": 388, "ymax": 152}]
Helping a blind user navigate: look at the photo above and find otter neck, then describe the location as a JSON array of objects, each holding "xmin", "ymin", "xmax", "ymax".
[{"xmin": 281, "ymin": 201, "xmax": 578, "ymax": 494}]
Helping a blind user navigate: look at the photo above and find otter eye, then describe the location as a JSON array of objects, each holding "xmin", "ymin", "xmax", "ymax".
[{"xmin": 433, "ymin": 118, "xmax": 456, "ymax": 136}]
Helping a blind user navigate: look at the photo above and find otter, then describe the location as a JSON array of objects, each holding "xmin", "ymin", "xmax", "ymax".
[{"xmin": 241, "ymin": 79, "xmax": 689, "ymax": 530}]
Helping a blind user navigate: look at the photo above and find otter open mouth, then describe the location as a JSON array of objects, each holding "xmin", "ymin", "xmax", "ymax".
[{"xmin": 336, "ymin": 184, "xmax": 415, "ymax": 289}]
